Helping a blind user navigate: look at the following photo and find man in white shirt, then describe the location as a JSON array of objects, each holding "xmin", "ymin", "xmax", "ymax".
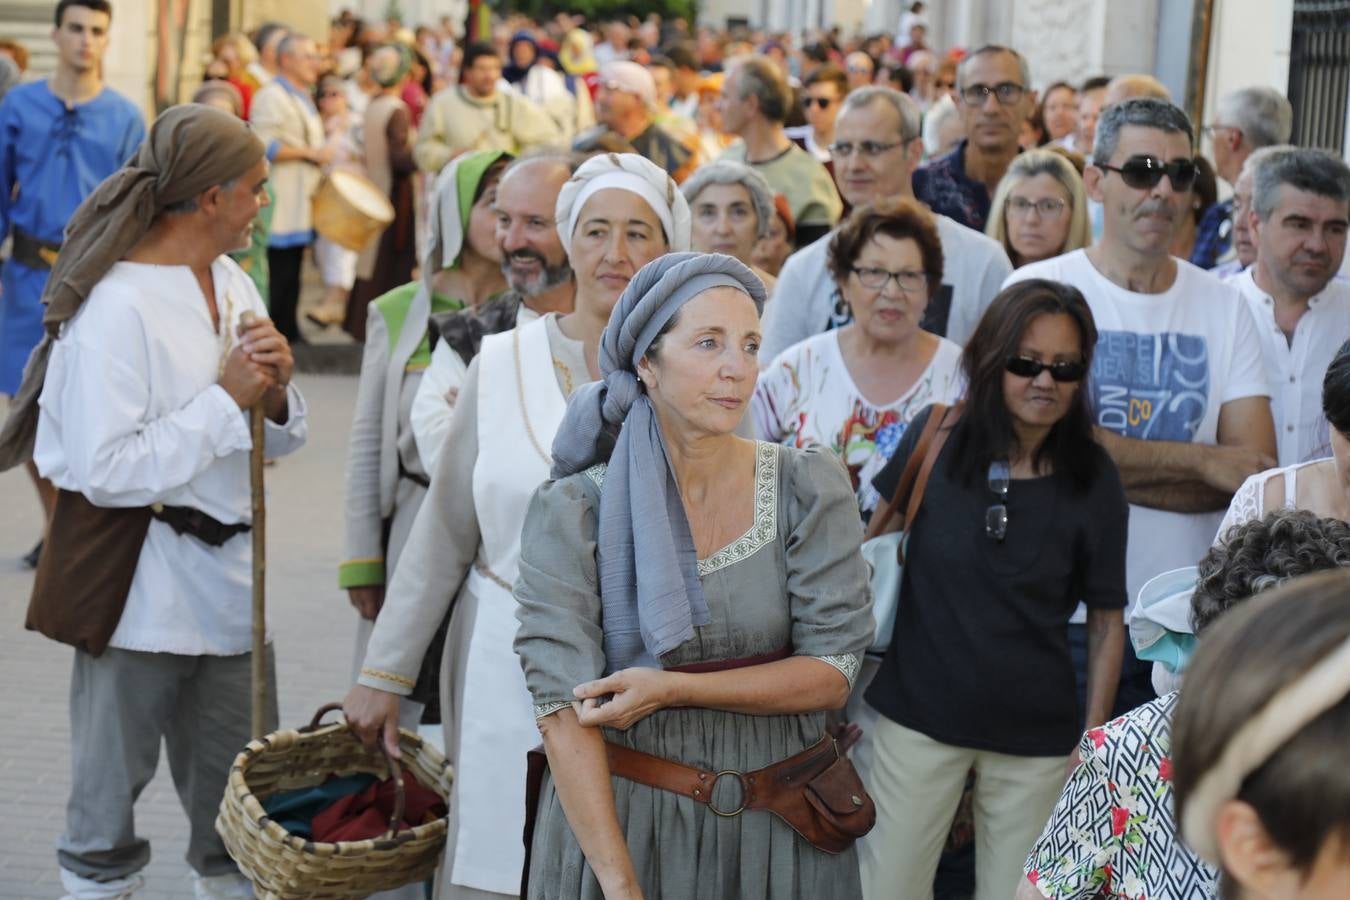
[
  {"xmin": 760, "ymin": 86, "xmax": 1012, "ymax": 361},
  {"xmin": 1234, "ymin": 147, "xmax": 1350, "ymax": 464},
  {"xmin": 1007, "ymin": 98, "xmax": 1276, "ymax": 711},
  {"xmin": 25, "ymin": 106, "xmax": 308, "ymax": 900}
]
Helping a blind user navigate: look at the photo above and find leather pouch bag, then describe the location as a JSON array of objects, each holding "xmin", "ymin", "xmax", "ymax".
[
  {"xmin": 26, "ymin": 489, "xmax": 153, "ymax": 657},
  {"xmin": 798, "ymin": 754, "xmax": 877, "ymax": 853}
]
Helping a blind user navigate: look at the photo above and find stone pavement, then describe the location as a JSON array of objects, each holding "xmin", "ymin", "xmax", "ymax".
[{"xmin": 0, "ymin": 374, "xmax": 363, "ymax": 899}]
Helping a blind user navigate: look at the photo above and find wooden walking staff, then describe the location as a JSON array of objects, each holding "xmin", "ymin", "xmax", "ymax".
[{"xmin": 240, "ymin": 311, "xmax": 268, "ymax": 739}]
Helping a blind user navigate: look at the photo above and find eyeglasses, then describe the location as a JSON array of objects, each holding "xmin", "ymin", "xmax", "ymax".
[
  {"xmin": 1005, "ymin": 356, "xmax": 1087, "ymax": 382},
  {"xmin": 802, "ymin": 96, "xmax": 834, "ymax": 109},
  {"xmin": 851, "ymin": 266, "xmax": 928, "ymax": 293},
  {"xmin": 960, "ymin": 82, "xmax": 1026, "ymax": 106},
  {"xmin": 847, "ymin": 65, "xmax": 873, "ymax": 75},
  {"xmin": 1097, "ymin": 155, "xmax": 1198, "ymax": 192},
  {"xmin": 934, "ymin": 79, "xmax": 955, "ymax": 90},
  {"xmin": 986, "ymin": 460, "xmax": 1009, "ymax": 542},
  {"xmin": 1006, "ymin": 197, "xmax": 1067, "ymax": 219},
  {"xmin": 829, "ymin": 140, "xmax": 904, "ymax": 158},
  {"xmin": 318, "ymin": 91, "xmax": 343, "ymax": 99}
]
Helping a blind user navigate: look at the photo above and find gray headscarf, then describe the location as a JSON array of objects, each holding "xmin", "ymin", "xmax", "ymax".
[{"xmin": 550, "ymin": 252, "xmax": 767, "ymax": 672}]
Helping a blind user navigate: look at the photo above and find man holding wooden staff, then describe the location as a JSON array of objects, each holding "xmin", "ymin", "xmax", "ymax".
[{"xmin": 0, "ymin": 105, "xmax": 307, "ymax": 900}]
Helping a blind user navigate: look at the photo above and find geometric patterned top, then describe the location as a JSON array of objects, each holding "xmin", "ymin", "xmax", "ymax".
[{"xmin": 1023, "ymin": 693, "xmax": 1220, "ymax": 898}]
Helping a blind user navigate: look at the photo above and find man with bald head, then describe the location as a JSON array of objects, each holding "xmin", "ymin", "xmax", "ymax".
[
  {"xmin": 574, "ymin": 60, "xmax": 700, "ymax": 183},
  {"xmin": 10, "ymin": 104, "xmax": 307, "ymax": 900},
  {"xmin": 412, "ymin": 153, "xmax": 579, "ymax": 464},
  {"xmin": 914, "ymin": 44, "xmax": 1033, "ymax": 230}
]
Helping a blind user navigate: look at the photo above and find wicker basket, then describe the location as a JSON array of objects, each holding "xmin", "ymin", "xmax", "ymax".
[{"xmin": 216, "ymin": 703, "xmax": 452, "ymax": 900}]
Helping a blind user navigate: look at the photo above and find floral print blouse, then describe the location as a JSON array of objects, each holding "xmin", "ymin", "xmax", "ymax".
[{"xmin": 1023, "ymin": 693, "xmax": 1219, "ymax": 898}]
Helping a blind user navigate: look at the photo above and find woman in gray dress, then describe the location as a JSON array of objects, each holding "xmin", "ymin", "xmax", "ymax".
[{"xmin": 513, "ymin": 252, "xmax": 875, "ymax": 900}]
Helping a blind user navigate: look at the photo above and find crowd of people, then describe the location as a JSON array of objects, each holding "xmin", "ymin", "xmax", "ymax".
[{"xmin": 4, "ymin": 1, "xmax": 1350, "ymax": 899}]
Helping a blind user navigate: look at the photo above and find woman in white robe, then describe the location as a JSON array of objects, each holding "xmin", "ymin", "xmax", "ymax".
[{"xmin": 343, "ymin": 154, "xmax": 691, "ymax": 900}]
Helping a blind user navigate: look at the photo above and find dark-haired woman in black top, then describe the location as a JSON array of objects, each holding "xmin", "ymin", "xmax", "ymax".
[{"xmin": 857, "ymin": 279, "xmax": 1128, "ymax": 900}]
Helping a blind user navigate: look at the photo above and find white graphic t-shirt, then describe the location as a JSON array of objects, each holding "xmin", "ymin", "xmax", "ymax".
[{"xmin": 1007, "ymin": 250, "xmax": 1271, "ymax": 613}]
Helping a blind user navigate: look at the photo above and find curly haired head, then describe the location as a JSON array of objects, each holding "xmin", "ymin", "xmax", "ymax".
[{"xmin": 1193, "ymin": 509, "xmax": 1350, "ymax": 634}]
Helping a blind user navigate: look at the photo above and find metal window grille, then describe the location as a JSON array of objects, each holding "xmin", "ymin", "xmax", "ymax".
[{"xmin": 1288, "ymin": 0, "xmax": 1350, "ymax": 154}]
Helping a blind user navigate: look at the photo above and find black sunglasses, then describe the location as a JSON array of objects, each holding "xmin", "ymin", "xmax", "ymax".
[
  {"xmin": 1005, "ymin": 356, "xmax": 1087, "ymax": 382},
  {"xmin": 802, "ymin": 96, "xmax": 834, "ymax": 109},
  {"xmin": 986, "ymin": 460, "xmax": 1009, "ymax": 542},
  {"xmin": 1097, "ymin": 155, "xmax": 1198, "ymax": 192}
]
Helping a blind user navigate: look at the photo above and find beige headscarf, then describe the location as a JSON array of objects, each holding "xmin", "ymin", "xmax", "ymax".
[{"xmin": 0, "ymin": 104, "xmax": 266, "ymax": 471}]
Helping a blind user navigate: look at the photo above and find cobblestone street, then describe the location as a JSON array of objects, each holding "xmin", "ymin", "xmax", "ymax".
[{"xmin": 0, "ymin": 374, "xmax": 362, "ymax": 899}]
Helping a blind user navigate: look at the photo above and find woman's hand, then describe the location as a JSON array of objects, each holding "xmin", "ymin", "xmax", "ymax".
[
  {"xmin": 572, "ymin": 668, "xmax": 680, "ymax": 731},
  {"xmin": 343, "ymin": 684, "xmax": 403, "ymax": 759}
]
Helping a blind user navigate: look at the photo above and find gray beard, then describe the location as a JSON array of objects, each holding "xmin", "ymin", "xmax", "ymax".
[{"xmin": 505, "ymin": 258, "xmax": 574, "ymax": 297}]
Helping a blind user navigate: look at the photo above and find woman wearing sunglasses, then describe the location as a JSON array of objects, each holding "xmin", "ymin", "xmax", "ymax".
[{"xmin": 859, "ymin": 279, "xmax": 1128, "ymax": 899}]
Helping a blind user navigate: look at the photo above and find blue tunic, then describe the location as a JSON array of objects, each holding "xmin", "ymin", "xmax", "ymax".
[{"xmin": 0, "ymin": 82, "xmax": 145, "ymax": 394}]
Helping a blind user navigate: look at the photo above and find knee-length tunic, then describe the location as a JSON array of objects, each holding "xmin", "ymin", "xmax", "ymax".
[{"xmin": 514, "ymin": 443, "xmax": 875, "ymax": 900}]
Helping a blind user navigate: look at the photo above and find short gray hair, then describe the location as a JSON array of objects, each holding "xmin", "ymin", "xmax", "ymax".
[
  {"xmin": 1092, "ymin": 97, "xmax": 1194, "ymax": 165},
  {"xmin": 921, "ymin": 93, "xmax": 960, "ymax": 157},
  {"xmin": 680, "ymin": 161, "xmax": 776, "ymax": 240},
  {"xmin": 839, "ymin": 86, "xmax": 923, "ymax": 144},
  {"xmin": 957, "ymin": 45, "xmax": 1031, "ymax": 92},
  {"xmin": 276, "ymin": 33, "xmax": 313, "ymax": 62},
  {"xmin": 731, "ymin": 57, "xmax": 791, "ymax": 123},
  {"xmin": 1251, "ymin": 147, "xmax": 1350, "ymax": 221},
  {"xmin": 1217, "ymin": 86, "xmax": 1294, "ymax": 150}
]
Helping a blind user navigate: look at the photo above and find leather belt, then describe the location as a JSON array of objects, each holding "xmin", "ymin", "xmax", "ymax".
[
  {"xmin": 605, "ymin": 735, "xmax": 847, "ymax": 818},
  {"xmin": 151, "ymin": 503, "xmax": 251, "ymax": 547},
  {"xmin": 11, "ymin": 228, "xmax": 62, "ymax": 271}
]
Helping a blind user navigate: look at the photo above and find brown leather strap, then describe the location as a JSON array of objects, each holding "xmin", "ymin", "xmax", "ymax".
[
  {"xmin": 864, "ymin": 403, "xmax": 949, "ymax": 540},
  {"xmin": 604, "ymin": 736, "xmax": 838, "ymax": 814},
  {"xmin": 664, "ymin": 646, "xmax": 792, "ymax": 674},
  {"xmin": 901, "ymin": 403, "xmax": 960, "ymax": 544}
]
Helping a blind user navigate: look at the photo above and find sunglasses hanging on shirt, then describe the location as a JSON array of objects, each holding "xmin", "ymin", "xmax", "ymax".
[
  {"xmin": 986, "ymin": 460, "xmax": 1010, "ymax": 543},
  {"xmin": 1097, "ymin": 155, "xmax": 1198, "ymax": 192}
]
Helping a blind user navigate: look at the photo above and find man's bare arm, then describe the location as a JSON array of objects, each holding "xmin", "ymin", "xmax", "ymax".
[{"xmin": 1095, "ymin": 396, "xmax": 1275, "ymax": 511}]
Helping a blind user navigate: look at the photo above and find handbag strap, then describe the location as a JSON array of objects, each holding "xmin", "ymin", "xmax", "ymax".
[
  {"xmin": 902, "ymin": 403, "xmax": 960, "ymax": 533},
  {"xmin": 863, "ymin": 404, "xmax": 948, "ymax": 540}
]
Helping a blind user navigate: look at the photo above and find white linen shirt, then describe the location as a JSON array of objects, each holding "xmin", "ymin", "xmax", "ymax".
[
  {"xmin": 1234, "ymin": 269, "xmax": 1350, "ymax": 464},
  {"xmin": 34, "ymin": 257, "xmax": 308, "ymax": 656}
]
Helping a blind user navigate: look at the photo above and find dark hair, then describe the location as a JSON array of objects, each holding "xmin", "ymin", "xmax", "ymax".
[
  {"xmin": 947, "ymin": 279, "xmax": 1100, "ymax": 489},
  {"xmin": 55, "ymin": 0, "xmax": 111, "ymax": 28},
  {"xmin": 1080, "ymin": 75, "xmax": 1111, "ymax": 93},
  {"xmin": 803, "ymin": 63, "xmax": 848, "ymax": 97},
  {"xmin": 1196, "ymin": 510, "xmax": 1350, "ymax": 634},
  {"xmin": 802, "ymin": 42, "xmax": 832, "ymax": 64},
  {"xmin": 732, "ymin": 57, "xmax": 791, "ymax": 123},
  {"xmin": 462, "ymin": 41, "xmax": 499, "ymax": 72},
  {"xmin": 251, "ymin": 21, "xmax": 286, "ymax": 54},
  {"xmin": 1190, "ymin": 155, "xmax": 1218, "ymax": 225},
  {"xmin": 1324, "ymin": 339, "xmax": 1350, "ymax": 435},
  {"xmin": 663, "ymin": 41, "xmax": 698, "ymax": 71},
  {"xmin": 1042, "ymin": 80, "xmax": 1076, "ymax": 102},
  {"xmin": 1172, "ymin": 570, "xmax": 1350, "ymax": 888},
  {"xmin": 472, "ymin": 156, "xmax": 512, "ymax": 206},
  {"xmin": 877, "ymin": 63, "xmax": 914, "ymax": 94},
  {"xmin": 826, "ymin": 197, "xmax": 944, "ymax": 298},
  {"xmin": 648, "ymin": 55, "xmax": 675, "ymax": 76}
]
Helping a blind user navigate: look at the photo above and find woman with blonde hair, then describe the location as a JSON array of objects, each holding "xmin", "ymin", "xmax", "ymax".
[{"xmin": 986, "ymin": 149, "xmax": 1091, "ymax": 268}]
